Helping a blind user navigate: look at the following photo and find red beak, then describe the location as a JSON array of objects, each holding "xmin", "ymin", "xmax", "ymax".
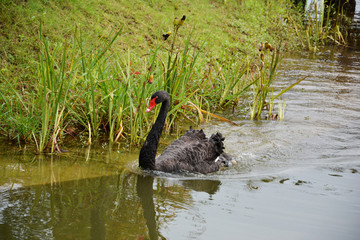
[{"xmin": 146, "ymin": 97, "xmax": 157, "ymax": 113}]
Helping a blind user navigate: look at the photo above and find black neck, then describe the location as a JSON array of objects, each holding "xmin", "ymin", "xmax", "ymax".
[{"xmin": 139, "ymin": 98, "xmax": 169, "ymax": 170}]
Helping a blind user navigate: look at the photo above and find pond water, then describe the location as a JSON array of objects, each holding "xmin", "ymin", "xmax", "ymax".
[{"xmin": 1, "ymin": 39, "xmax": 360, "ymax": 240}]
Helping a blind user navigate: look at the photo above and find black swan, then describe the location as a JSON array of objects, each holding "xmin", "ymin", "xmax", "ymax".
[{"xmin": 139, "ymin": 90, "xmax": 234, "ymax": 174}]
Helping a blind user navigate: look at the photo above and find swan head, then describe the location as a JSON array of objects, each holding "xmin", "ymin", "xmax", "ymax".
[{"xmin": 145, "ymin": 91, "xmax": 170, "ymax": 113}]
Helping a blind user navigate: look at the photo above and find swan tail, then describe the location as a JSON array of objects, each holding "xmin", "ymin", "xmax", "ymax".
[
  {"xmin": 184, "ymin": 126, "xmax": 206, "ymax": 140},
  {"xmin": 210, "ymin": 132, "xmax": 225, "ymax": 155}
]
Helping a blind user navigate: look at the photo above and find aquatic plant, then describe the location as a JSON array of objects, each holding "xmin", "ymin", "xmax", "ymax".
[
  {"xmin": 0, "ymin": 73, "xmax": 38, "ymax": 143},
  {"xmin": 0, "ymin": 0, "xmax": 304, "ymax": 151},
  {"xmin": 250, "ymin": 43, "xmax": 304, "ymax": 120},
  {"xmin": 35, "ymin": 28, "xmax": 72, "ymax": 152},
  {"xmin": 290, "ymin": 0, "xmax": 350, "ymax": 51},
  {"xmin": 0, "ymin": 24, "xmax": 293, "ymax": 150},
  {"xmin": 250, "ymin": 43, "xmax": 279, "ymax": 120}
]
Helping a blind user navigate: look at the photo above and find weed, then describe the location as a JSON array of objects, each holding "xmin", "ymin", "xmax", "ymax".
[
  {"xmin": 291, "ymin": 0, "xmax": 351, "ymax": 51},
  {"xmin": 0, "ymin": 0, "xmax": 306, "ymax": 151},
  {"xmin": 250, "ymin": 43, "xmax": 304, "ymax": 120}
]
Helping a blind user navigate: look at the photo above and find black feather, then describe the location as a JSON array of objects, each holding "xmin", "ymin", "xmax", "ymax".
[{"xmin": 139, "ymin": 91, "xmax": 233, "ymax": 174}]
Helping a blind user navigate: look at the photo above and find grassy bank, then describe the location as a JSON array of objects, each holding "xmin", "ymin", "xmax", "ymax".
[{"xmin": 0, "ymin": 0, "xmax": 302, "ymax": 152}]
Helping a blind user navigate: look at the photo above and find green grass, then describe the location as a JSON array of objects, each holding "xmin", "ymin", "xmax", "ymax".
[{"xmin": 0, "ymin": 0, "xmax": 305, "ymax": 152}]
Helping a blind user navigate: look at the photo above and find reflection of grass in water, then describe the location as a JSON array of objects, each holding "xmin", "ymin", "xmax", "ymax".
[{"xmin": 277, "ymin": 100, "xmax": 286, "ymax": 121}]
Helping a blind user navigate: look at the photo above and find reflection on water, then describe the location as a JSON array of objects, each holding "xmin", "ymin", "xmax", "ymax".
[
  {"xmin": 137, "ymin": 175, "xmax": 159, "ymax": 240},
  {"xmin": 1, "ymin": 48, "xmax": 360, "ymax": 239},
  {"xmin": 349, "ymin": 0, "xmax": 360, "ymax": 47},
  {"xmin": 0, "ymin": 170, "xmax": 223, "ymax": 239}
]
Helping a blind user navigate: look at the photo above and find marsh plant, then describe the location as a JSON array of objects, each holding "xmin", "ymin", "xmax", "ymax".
[
  {"xmin": 0, "ymin": 2, "xmax": 304, "ymax": 152},
  {"xmin": 250, "ymin": 43, "xmax": 304, "ymax": 120},
  {"xmin": 250, "ymin": 43, "xmax": 279, "ymax": 120},
  {"xmin": 146, "ymin": 15, "xmax": 249, "ymax": 129},
  {"xmin": 291, "ymin": 0, "xmax": 350, "ymax": 51},
  {"xmin": 0, "ymin": 25, "xmax": 292, "ymax": 153}
]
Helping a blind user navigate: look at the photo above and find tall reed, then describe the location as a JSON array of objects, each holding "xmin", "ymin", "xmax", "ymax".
[
  {"xmin": 33, "ymin": 26, "xmax": 74, "ymax": 152},
  {"xmin": 69, "ymin": 27, "xmax": 122, "ymax": 142},
  {"xmin": 290, "ymin": 0, "xmax": 348, "ymax": 51},
  {"xmin": 145, "ymin": 16, "xmax": 210, "ymax": 131},
  {"xmin": 250, "ymin": 43, "xmax": 304, "ymax": 120},
  {"xmin": 214, "ymin": 54, "xmax": 253, "ymax": 107},
  {"xmin": 0, "ymin": 17, "xmax": 294, "ymax": 151},
  {"xmin": 250, "ymin": 43, "xmax": 279, "ymax": 120},
  {"xmin": 0, "ymin": 72, "xmax": 38, "ymax": 143}
]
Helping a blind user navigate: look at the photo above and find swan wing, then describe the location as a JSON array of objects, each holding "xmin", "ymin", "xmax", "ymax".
[{"xmin": 155, "ymin": 130, "xmax": 225, "ymax": 174}]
